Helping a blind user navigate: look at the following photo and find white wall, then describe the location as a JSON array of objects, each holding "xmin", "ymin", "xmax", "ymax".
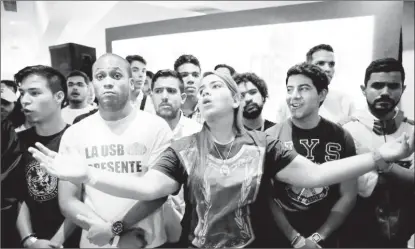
[{"xmin": 113, "ymin": 16, "xmax": 375, "ymax": 122}]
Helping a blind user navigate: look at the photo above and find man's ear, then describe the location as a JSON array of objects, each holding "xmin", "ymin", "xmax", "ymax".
[
  {"xmin": 360, "ymin": 85, "xmax": 367, "ymax": 97},
  {"xmin": 129, "ymin": 78, "xmax": 134, "ymax": 91},
  {"xmin": 232, "ymin": 94, "xmax": 241, "ymax": 109},
  {"xmin": 318, "ymin": 89, "xmax": 328, "ymax": 103},
  {"xmin": 181, "ymin": 92, "xmax": 187, "ymax": 105},
  {"xmin": 54, "ymin": 91, "xmax": 65, "ymax": 105}
]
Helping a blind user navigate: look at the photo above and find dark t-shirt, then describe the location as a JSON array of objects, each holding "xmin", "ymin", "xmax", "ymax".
[
  {"xmin": 244, "ymin": 119, "xmax": 275, "ymax": 132},
  {"xmin": 14, "ymin": 125, "xmax": 69, "ymax": 239},
  {"xmin": 266, "ymin": 118, "xmax": 356, "ymax": 235},
  {"xmin": 153, "ymin": 129, "xmax": 297, "ymax": 248}
]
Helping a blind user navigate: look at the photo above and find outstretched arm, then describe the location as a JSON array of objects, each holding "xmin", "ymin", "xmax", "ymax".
[{"xmin": 276, "ymin": 132, "xmax": 414, "ymax": 188}]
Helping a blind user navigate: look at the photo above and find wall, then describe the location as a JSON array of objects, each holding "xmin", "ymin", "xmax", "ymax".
[{"xmin": 401, "ymin": 1, "xmax": 414, "ymax": 119}]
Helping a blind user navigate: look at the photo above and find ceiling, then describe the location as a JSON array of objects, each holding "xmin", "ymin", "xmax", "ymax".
[{"xmin": 1, "ymin": 1, "xmax": 315, "ymax": 79}]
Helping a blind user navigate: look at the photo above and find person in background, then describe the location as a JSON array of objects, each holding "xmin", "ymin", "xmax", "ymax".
[
  {"xmin": 275, "ymin": 44, "xmax": 357, "ymax": 124},
  {"xmin": 1, "ymin": 80, "xmax": 18, "ymax": 122},
  {"xmin": 61, "ymin": 70, "xmax": 96, "ymax": 124},
  {"xmin": 341, "ymin": 58, "xmax": 414, "ymax": 248},
  {"xmin": 266, "ymin": 63, "xmax": 357, "ymax": 248},
  {"xmin": 234, "ymin": 72, "xmax": 275, "ymax": 131},
  {"xmin": 174, "ymin": 54, "xmax": 203, "ymax": 124},
  {"xmin": 143, "ymin": 70, "xmax": 154, "ymax": 96},
  {"xmin": 126, "ymin": 55, "xmax": 155, "ymax": 113},
  {"xmin": 214, "ymin": 64, "xmax": 236, "ymax": 77}
]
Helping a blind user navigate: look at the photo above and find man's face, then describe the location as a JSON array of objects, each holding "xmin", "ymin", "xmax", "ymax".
[
  {"xmin": 67, "ymin": 76, "xmax": 88, "ymax": 104},
  {"xmin": 177, "ymin": 63, "xmax": 201, "ymax": 99},
  {"xmin": 286, "ymin": 74, "xmax": 325, "ymax": 121},
  {"xmin": 215, "ymin": 67, "xmax": 232, "ymax": 76},
  {"xmin": 143, "ymin": 75, "xmax": 152, "ymax": 95},
  {"xmin": 310, "ymin": 50, "xmax": 335, "ymax": 82},
  {"xmin": 1, "ymin": 83, "xmax": 16, "ymax": 121},
  {"xmin": 130, "ymin": 60, "xmax": 146, "ymax": 92},
  {"xmin": 198, "ymin": 74, "xmax": 238, "ymax": 121},
  {"xmin": 19, "ymin": 75, "xmax": 62, "ymax": 124},
  {"xmin": 152, "ymin": 77, "xmax": 185, "ymax": 121},
  {"xmin": 238, "ymin": 81, "xmax": 264, "ymax": 120},
  {"xmin": 93, "ymin": 56, "xmax": 133, "ymax": 112},
  {"xmin": 362, "ymin": 71, "xmax": 405, "ymax": 117}
]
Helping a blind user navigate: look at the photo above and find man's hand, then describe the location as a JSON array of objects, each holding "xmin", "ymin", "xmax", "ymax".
[
  {"xmin": 301, "ymin": 238, "xmax": 321, "ymax": 248},
  {"xmin": 118, "ymin": 228, "xmax": 147, "ymax": 248},
  {"xmin": 77, "ymin": 214, "xmax": 112, "ymax": 246},
  {"xmin": 379, "ymin": 132, "xmax": 414, "ymax": 162},
  {"xmin": 29, "ymin": 142, "xmax": 89, "ymax": 185},
  {"xmin": 25, "ymin": 239, "xmax": 62, "ymax": 248}
]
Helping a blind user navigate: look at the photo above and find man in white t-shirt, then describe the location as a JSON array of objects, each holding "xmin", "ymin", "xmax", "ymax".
[
  {"xmin": 275, "ymin": 44, "xmax": 357, "ymax": 124},
  {"xmin": 61, "ymin": 70, "xmax": 96, "ymax": 124},
  {"xmin": 125, "ymin": 55, "xmax": 155, "ymax": 114},
  {"xmin": 46, "ymin": 54, "xmax": 174, "ymax": 248}
]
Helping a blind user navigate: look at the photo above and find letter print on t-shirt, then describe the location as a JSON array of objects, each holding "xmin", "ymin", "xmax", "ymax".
[
  {"xmin": 25, "ymin": 159, "xmax": 58, "ymax": 202},
  {"xmin": 180, "ymin": 145, "xmax": 265, "ymax": 248}
]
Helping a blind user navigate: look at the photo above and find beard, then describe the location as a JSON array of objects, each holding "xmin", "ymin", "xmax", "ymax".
[
  {"xmin": 243, "ymin": 102, "xmax": 263, "ymax": 119},
  {"xmin": 156, "ymin": 104, "xmax": 180, "ymax": 121},
  {"xmin": 367, "ymin": 96, "xmax": 400, "ymax": 118}
]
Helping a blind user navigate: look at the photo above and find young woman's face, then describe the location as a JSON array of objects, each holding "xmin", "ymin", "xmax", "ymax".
[{"xmin": 198, "ymin": 74, "xmax": 237, "ymax": 121}]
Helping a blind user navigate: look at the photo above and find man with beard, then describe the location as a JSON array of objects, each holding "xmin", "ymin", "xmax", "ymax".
[
  {"xmin": 43, "ymin": 53, "xmax": 175, "ymax": 248},
  {"xmin": 266, "ymin": 63, "xmax": 357, "ymax": 248},
  {"xmin": 275, "ymin": 44, "xmax": 357, "ymax": 124},
  {"xmin": 234, "ymin": 72, "xmax": 275, "ymax": 131},
  {"xmin": 126, "ymin": 55, "xmax": 155, "ymax": 113},
  {"xmin": 341, "ymin": 58, "xmax": 414, "ymax": 248},
  {"xmin": 174, "ymin": 54, "xmax": 203, "ymax": 124},
  {"xmin": 61, "ymin": 70, "xmax": 96, "ymax": 124}
]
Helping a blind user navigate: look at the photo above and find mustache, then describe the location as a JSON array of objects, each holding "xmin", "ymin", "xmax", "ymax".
[
  {"xmin": 373, "ymin": 96, "xmax": 395, "ymax": 105},
  {"xmin": 244, "ymin": 102, "xmax": 260, "ymax": 110}
]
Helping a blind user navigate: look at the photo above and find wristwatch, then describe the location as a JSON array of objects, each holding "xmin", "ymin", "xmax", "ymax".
[
  {"xmin": 372, "ymin": 149, "xmax": 392, "ymax": 173},
  {"xmin": 111, "ymin": 221, "xmax": 124, "ymax": 236},
  {"xmin": 310, "ymin": 233, "xmax": 323, "ymax": 244}
]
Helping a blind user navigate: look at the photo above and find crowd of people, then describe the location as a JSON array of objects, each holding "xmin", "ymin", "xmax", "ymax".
[{"xmin": 1, "ymin": 43, "xmax": 414, "ymax": 248}]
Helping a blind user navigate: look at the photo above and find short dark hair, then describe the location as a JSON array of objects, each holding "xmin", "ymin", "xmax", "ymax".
[
  {"xmin": 364, "ymin": 58, "xmax": 405, "ymax": 86},
  {"xmin": 174, "ymin": 54, "xmax": 201, "ymax": 72},
  {"xmin": 14, "ymin": 65, "xmax": 67, "ymax": 105},
  {"xmin": 66, "ymin": 70, "xmax": 90, "ymax": 85},
  {"xmin": 286, "ymin": 62, "xmax": 329, "ymax": 97},
  {"xmin": 214, "ymin": 64, "xmax": 236, "ymax": 76},
  {"xmin": 306, "ymin": 44, "xmax": 334, "ymax": 62},
  {"xmin": 152, "ymin": 69, "xmax": 185, "ymax": 93},
  {"xmin": 146, "ymin": 70, "xmax": 154, "ymax": 79},
  {"xmin": 233, "ymin": 72, "xmax": 269, "ymax": 99},
  {"xmin": 126, "ymin": 55, "xmax": 147, "ymax": 65},
  {"xmin": 1, "ymin": 80, "xmax": 17, "ymax": 92}
]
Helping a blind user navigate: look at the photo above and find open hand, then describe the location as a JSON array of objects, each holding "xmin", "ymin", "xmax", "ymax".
[
  {"xmin": 28, "ymin": 142, "xmax": 89, "ymax": 185},
  {"xmin": 77, "ymin": 214, "xmax": 112, "ymax": 246}
]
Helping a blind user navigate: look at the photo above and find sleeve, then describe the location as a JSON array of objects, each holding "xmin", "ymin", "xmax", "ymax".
[
  {"xmin": 152, "ymin": 147, "xmax": 187, "ymax": 187},
  {"xmin": 342, "ymin": 129, "xmax": 357, "ymax": 158},
  {"xmin": 265, "ymin": 134, "xmax": 298, "ymax": 177},
  {"xmin": 147, "ymin": 120, "xmax": 173, "ymax": 167}
]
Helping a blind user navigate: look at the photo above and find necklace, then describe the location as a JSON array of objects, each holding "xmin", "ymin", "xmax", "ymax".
[{"xmin": 213, "ymin": 137, "xmax": 235, "ymax": 176}]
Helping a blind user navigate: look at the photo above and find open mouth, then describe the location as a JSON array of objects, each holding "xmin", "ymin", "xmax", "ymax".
[
  {"xmin": 202, "ymin": 98, "xmax": 212, "ymax": 105},
  {"xmin": 290, "ymin": 103, "xmax": 303, "ymax": 109}
]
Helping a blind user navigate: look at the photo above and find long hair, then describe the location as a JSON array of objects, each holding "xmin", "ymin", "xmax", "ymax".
[{"xmin": 188, "ymin": 71, "xmax": 246, "ymax": 202}]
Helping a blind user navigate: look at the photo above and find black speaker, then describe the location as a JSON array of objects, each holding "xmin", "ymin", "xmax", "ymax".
[{"xmin": 49, "ymin": 43, "xmax": 96, "ymax": 80}]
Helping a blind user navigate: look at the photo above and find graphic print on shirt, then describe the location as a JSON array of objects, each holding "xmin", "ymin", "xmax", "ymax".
[
  {"xmin": 283, "ymin": 139, "xmax": 342, "ymax": 206},
  {"xmin": 25, "ymin": 159, "xmax": 58, "ymax": 202},
  {"xmin": 83, "ymin": 142, "xmax": 149, "ymax": 174},
  {"xmin": 180, "ymin": 145, "xmax": 265, "ymax": 248}
]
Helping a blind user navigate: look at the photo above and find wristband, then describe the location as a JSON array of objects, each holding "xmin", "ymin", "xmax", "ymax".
[
  {"xmin": 111, "ymin": 235, "xmax": 120, "ymax": 248},
  {"xmin": 22, "ymin": 236, "xmax": 38, "ymax": 247},
  {"xmin": 290, "ymin": 233, "xmax": 301, "ymax": 246},
  {"xmin": 21, "ymin": 233, "xmax": 36, "ymax": 246}
]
